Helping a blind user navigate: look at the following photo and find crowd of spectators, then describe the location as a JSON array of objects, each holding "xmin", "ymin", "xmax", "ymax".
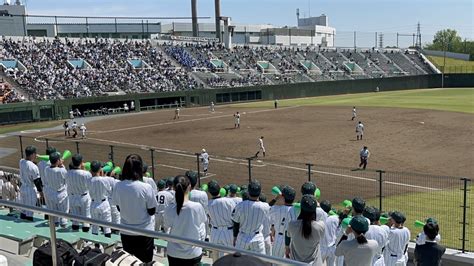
[
  {"xmin": 0, "ymin": 80, "xmax": 24, "ymax": 104},
  {"xmin": 0, "ymin": 36, "xmax": 436, "ymax": 103}
]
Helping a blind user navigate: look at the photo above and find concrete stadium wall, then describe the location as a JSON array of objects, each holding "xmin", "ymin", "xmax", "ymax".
[{"xmin": 0, "ymin": 74, "xmax": 472, "ymax": 125}]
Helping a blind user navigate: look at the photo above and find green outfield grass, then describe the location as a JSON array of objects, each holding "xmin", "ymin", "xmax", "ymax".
[
  {"xmin": 234, "ymin": 88, "xmax": 474, "ymax": 113},
  {"xmin": 367, "ymin": 185, "xmax": 473, "ymax": 251},
  {"xmin": 0, "ymin": 120, "xmax": 63, "ymax": 135},
  {"xmin": 427, "ymin": 56, "xmax": 474, "ymax": 73}
]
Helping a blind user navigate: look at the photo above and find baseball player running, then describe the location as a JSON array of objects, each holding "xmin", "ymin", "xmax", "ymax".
[
  {"xmin": 71, "ymin": 121, "xmax": 78, "ymax": 138},
  {"xmin": 356, "ymin": 121, "xmax": 364, "ymax": 140},
  {"xmin": 255, "ymin": 136, "xmax": 266, "ymax": 158},
  {"xmin": 269, "ymin": 186, "xmax": 296, "ymax": 257},
  {"xmin": 352, "ymin": 107, "xmax": 357, "ymax": 121},
  {"xmin": 207, "ymin": 180, "xmax": 238, "ymax": 260},
  {"xmin": 19, "ymin": 146, "xmax": 41, "ymax": 221},
  {"xmin": 174, "ymin": 107, "xmax": 180, "ymax": 120},
  {"xmin": 231, "ymin": 180, "xmax": 270, "ymax": 254},
  {"xmin": 234, "ymin": 112, "xmax": 241, "ymax": 128},
  {"xmin": 88, "ymin": 161, "xmax": 112, "ymax": 238},
  {"xmin": 43, "ymin": 152, "xmax": 69, "ymax": 227},
  {"xmin": 66, "ymin": 154, "xmax": 92, "ymax": 232},
  {"xmin": 63, "ymin": 121, "xmax": 70, "ymax": 137},
  {"xmin": 155, "ymin": 179, "xmax": 174, "ymax": 232},
  {"xmin": 80, "ymin": 124, "xmax": 87, "ymax": 139},
  {"xmin": 359, "ymin": 146, "xmax": 370, "ymax": 170},
  {"xmin": 200, "ymin": 149, "xmax": 210, "ymax": 176}
]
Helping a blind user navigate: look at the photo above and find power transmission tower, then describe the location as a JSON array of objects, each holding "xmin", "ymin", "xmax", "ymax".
[{"xmin": 415, "ymin": 22, "xmax": 422, "ymax": 49}]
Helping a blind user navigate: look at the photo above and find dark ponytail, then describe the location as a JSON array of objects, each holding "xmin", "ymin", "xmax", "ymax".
[
  {"xmin": 355, "ymin": 233, "xmax": 368, "ymax": 244},
  {"xmin": 298, "ymin": 209, "xmax": 316, "ymax": 239},
  {"xmin": 173, "ymin": 175, "xmax": 190, "ymax": 215}
]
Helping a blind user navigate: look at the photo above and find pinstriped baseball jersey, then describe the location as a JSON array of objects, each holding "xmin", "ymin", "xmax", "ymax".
[
  {"xmin": 102, "ymin": 176, "xmax": 118, "ymax": 200},
  {"xmin": 66, "ymin": 169, "xmax": 91, "ymax": 196},
  {"xmin": 270, "ymin": 205, "xmax": 292, "ymax": 234},
  {"xmin": 19, "ymin": 159, "xmax": 40, "ymax": 187},
  {"xmin": 88, "ymin": 176, "xmax": 112, "ymax": 202},
  {"xmin": 156, "ymin": 190, "xmax": 174, "ymax": 213},
  {"xmin": 228, "ymin": 196, "xmax": 242, "ymax": 204},
  {"xmin": 38, "ymin": 160, "xmax": 50, "ymax": 180},
  {"xmin": 190, "ymin": 189, "xmax": 209, "ymax": 214},
  {"xmin": 143, "ymin": 177, "xmax": 158, "ymax": 197},
  {"xmin": 208, "ymin": 197, "xmax": 237, "ymax": 228},
  {"xmin": 43, "ymin": 167, "xmax": 67, "ymax": 192},
  {"xmin": 232, "ymin": 200, "xmax": 270, "ymax": 234}
]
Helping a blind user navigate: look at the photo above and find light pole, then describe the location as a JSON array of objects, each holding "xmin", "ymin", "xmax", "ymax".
[{"xmin": 441, "ymin": 42, "xmax": 448, "ymax": 88}]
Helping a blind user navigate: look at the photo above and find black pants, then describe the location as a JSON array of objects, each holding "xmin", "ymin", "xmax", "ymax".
[
  {"xmin": 168, "ymin": 254, "xmax": 202, "ymax": 266},
  {"xmin": 121, "ymin": 234, "xmax": 154, "ymax": 263},
  {"xmin": 359, "ymin": 156, "xmax": 368, "ymax": 169}
]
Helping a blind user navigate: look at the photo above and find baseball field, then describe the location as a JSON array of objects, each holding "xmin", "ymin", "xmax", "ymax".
[{"xmin": 0, "ymin": 87, "xmax": 473, "ymax": 249}]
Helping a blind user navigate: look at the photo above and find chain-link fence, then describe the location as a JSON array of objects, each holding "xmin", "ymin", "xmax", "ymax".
[{"xmin": 3, "ymin": 135, "xmax": 472, "ymax": 252}]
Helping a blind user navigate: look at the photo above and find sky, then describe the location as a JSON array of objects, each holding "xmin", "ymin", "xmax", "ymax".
[{"xmin": 23, "ymin": 0, "xmax": 473, "ymax": 47}]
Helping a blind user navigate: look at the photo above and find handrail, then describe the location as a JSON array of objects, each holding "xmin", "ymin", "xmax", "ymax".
[{"xmin": 0, "ymin": 199, "xmax": 306, "ymax": 266}]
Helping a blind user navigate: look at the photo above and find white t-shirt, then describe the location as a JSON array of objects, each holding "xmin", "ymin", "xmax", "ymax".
[
  {"xmin": 112, "ymin": 180, "xmax": 158, "ymax": 234},
  {"xmin": 385, "ymin": 226, "xmax": 410, "ymax": 257},
  {"xmin": 164, "ymin": 201, "xmax": 207, "ymax": 259}
]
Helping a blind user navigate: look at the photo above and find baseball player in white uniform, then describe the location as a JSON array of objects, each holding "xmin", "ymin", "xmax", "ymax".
[
  {"xmin": 255, "ymin": 136, "xmax": 266, "ymax": 158},
  {"xmin": 88, "ymin": 161, "xmax": 112, "ymax": 237},
  {"xmin": 227, "ymin": 184, "xmax": 242, "ymax": 204},
  {"xmin": 234, "ymin": 112, "xmax": 240, "ymax": 128},
  {"xmin": 210, "ymin": 101, "xmax": 215, "ymax": 112},
  {"xmin": 174, "ymin": 107, "xmax": 180, "ymax": 120},
  {"xmin": 19, "ymin": 146, "xmax": 41, "ymax": 221},
  {"xmin": 186, "ymin": 171, "xmax": 209, "ymax": 237},
  {"xmin": 359, "ymin": 146, "xmax": 370, "ymax": 170},
  {"xmin": 43, "ymin": 152, "xmax": 69, "ymax": 227},
  {"xmin": 207, "ymin": 180, "xmax": 238, "ymax": 260},
  {"xmin": 364, "ymin": 207, "xmax": 389, "ymax": 266},
  {"xmin": 155, "ymin": 179, "xmax": 174, "ymax": 232},
  {"xmin": 38, "ymin": 147, "xmax": 56, "ymax": 214},
  {"xmin": 66, "ymin": 154, "xmax": 92, "ymax": 232},
  {"xmin": 200, "ymin": 149, "xmax": 209, "ymax": 176},
  {"xmin": 231, "ymin": 180, "xmax": 270, "ymax": 254},
  {"xmin": 269, "ymin": 186, "xmax": 296, "ymax": 258},
  {"xmin": 103, "ymin": 172, "xmax": 120, "ymax": 227},
  {"xmin": 80, "ymin": 124, "xmax": 87, "ymax": 139},
  {"xmin": 384, "ymin": 211, "xmax": 410, "ymax": 266},
  {"xmin": 352, "ymin": 107, "xmax": 357, "ymax": 121},
  {"xmin": 356, "ymin": 121, "xmax": 364, "ymax": 140},
  {"xmin": 71, "ymin": 121, "xmax": 78, "ymax": 138}
]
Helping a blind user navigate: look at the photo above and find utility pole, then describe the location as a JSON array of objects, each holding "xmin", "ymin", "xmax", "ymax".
[{"xmin": 415, "ymin": 22, "xmax": 422, "ymax": 49}]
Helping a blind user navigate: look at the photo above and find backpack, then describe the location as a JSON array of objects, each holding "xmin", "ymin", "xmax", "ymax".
[
  {"xmin": 74, "ymin": 246, "xmax": 110, "ymax": 266},
  {"xmin": 33, "ymin": 239, "xmax": 78, "ymax": 266}
]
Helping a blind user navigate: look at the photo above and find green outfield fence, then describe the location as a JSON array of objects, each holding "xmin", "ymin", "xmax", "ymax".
[{"xmin": 2, "ymin": 135, "xmax": 471, "ymax": 253}]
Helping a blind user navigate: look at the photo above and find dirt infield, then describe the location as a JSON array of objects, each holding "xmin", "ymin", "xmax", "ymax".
[{"xmin": 0, "ymin": 105, "xmax": 472, "ymax": 203}]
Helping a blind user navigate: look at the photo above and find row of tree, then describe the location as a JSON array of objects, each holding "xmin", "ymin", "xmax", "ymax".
[{"xmin": 424, "ymin": 29, "xmax": 473, "ymax": 60}]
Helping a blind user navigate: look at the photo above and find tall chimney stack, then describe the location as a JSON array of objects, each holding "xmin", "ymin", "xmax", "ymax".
[
  {"xmin": 191, "ymin": 0, "xmax": 198, "ymax": 37},
  {"xmin": 215, "ymin": 0, "xmax": 221, "ymax": 42}
]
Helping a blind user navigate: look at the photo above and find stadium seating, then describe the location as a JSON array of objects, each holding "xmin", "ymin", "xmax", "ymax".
[{"xmin": 0, "ymin": 37, "xmax": 437, "ymax": 102}]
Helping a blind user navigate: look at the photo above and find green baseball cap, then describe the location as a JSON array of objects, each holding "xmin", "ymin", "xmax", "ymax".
[
  {"xmin": 319, "ymin": 200, "xmax": 332, "ymax": 213},
  {"xmin": 426, "ymin": 217, "xmax": 438, "ymax": 225},
  {"xmin": 350, "ymin": 215, "xmax": 369, "ymax": 233},
  {"xmin": 229, "ymin": 184, "xmax": 238, "ymax": 194},
  {"xmin": 281, "ymin": 186, "xmax": 296, "ymax": 201},
  {"xmin": 300, "ymin": 195, "xmax": 317, "ymax": 212},
  {"xmin": 301, "ymin": 182, "xmax": 316, "ymax": 195},
  {"xmin": 157, "ymin": 179, "xmax": 166, "ymax": 189},
  {"xmin": 248, "ymin": 180, "xmax": 261, "ymax": 197}
]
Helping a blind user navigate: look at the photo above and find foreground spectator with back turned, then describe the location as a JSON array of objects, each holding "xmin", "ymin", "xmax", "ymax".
[
  {"xmin": 112, "ymin": 154, "xmax": 157, "ymax": 263},
  {"xmin": 414, "ymin": 221, "xmax": 445, "ymax": 266}
]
